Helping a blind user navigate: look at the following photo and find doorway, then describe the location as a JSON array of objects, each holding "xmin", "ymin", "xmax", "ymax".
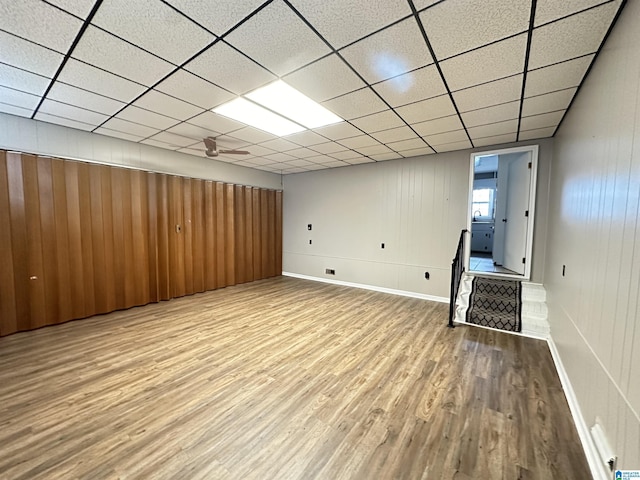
[{"xmin": 466, "ymin": 145, "xmax": 538, "ymax": 280}]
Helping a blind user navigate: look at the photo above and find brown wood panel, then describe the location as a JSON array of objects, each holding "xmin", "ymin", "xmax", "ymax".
[
  {"xmin": 145, "ymin": 172, "xmax": 159, "ymax": 303},
  {"xmin": 0, "ymin": 152, "xmax": 17, "ymax": 335},
  {"xmin": 89, "ymin": 165, "xmax": 107, "ymax": 314},
  {"xmin": 275, "ymin": 190, "xmax": 283, "ymax": 276},
  {"xmin": 100, "ymin": 166, "xmax": 117, "ymax": 312},
  {"xmin": 182, "ymin": 178, "xmax": 194, "ymax": 295},
  {"xmin": 215, "ymin": 182, "xmax": 226, "ymax": 288},
  {"xmin": 252, "ymin": 188, "xmax": 262, "ymax": 280},
  {"xmin": 204, "ymin": 181, "xmax": 216, "ymax": 291},
  {"xmin": 51, "ymin": 159, "xmax": 72, "ymax": 323},
  {"xmin": 170, "ymin": 176, "xmax": 186, "ymax": 298},
  {"xmin": 22, "ymin": 154, "xmax": 47, "ymax": 329},
  {"xmin": 110, "ymin": 168, "xmax": 126, "ymax": 309},
  {"xmin": 76, "ymin": 162, "xmax": 95, "ymax": 317},
  {"xmin": 155, "ymin": 174, "xmax": 171, "ymax": 301},
  {"xmin": 234, "ymin": 185, "xmax": 246, "ymax": 284},
  {"xmin": 260, "ymin": 189, "xmax": 269, "ymax": 279},
  {"xmin": 130, "ymin": 169, "xmax": 149, "ymax": 306},
  {"xmin": 191, "ymin": 179, "xmax": 205, "ymax": 294},
  {"xmin": 244, "ymin": 186, "xmax": 254, "ymax": 282},
  {"xmin": 267, "ymin": 190, "xmax": 276, "ymax": 278},
  {"xmin": 120, "ymin": 169, "xmax": 136, "ymax": 309},
  {"xmin": 225, "ymin": 183, "xmax": 236, "ymax": 286}
]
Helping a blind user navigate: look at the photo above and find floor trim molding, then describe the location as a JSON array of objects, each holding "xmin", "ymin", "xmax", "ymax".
[
  {"xmin": 547, "ymin": 337, "xmax": 609, "ymax": 480},
  {"xmin": 282, "ymin": 272, "xmax": 449, "ymax": 304}
]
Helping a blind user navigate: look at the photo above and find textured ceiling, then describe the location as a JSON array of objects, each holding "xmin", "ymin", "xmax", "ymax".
[{"xmin": 0, "ymin": 0, "xmax": 625, "ymax": 174}]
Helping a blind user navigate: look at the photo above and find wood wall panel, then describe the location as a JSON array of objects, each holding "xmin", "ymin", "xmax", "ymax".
[{"xmin": 0, "ymin": 151, "xmax": 283, "ymax": 336}]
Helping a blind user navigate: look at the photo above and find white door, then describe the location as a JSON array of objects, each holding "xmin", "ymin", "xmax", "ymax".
[{"xmin": 502, "ymin": 154, "xmax": 531, "ymax": 274}]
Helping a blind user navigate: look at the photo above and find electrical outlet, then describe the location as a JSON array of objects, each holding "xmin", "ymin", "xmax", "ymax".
[
  {"xmin": 307, "ymin": 224, "xmax": 312, "ymax": 231},
  {"xmin": 424, "ymin": 272, "xmax": 430, "ymax": 280},
  {"xmin": 309, "ymin": 239, "xmax": 312, "ymax": 245},
  {"xmin": 381, "ymin": 243, "xmax": 385, "ymax": 249},
  {"xmin": 325, "ymin": 268, "xmax": 335, "ymax": 275},
  {"xmin": 562, "ymin": 265, "xmax": 566, "ymax": 276}
]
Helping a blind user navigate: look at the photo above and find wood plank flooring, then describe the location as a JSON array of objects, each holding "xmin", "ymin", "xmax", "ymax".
[{"xmin": 0, "ymin": 276, "xmax": 591, "ymax": 479}]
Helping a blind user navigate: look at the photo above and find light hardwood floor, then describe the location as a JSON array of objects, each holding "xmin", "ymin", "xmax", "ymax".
[{"xmin": 0, "ymin": 276, "xmax": 590, "ymax": 479}]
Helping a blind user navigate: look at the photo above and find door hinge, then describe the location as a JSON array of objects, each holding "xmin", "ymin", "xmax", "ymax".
[
  {"xmin": 522, "ymin": 257, "xmax": 526, "ymax": 264},
  {"xmin": 525, "ymin": 210, "xmax": 529, "ymax": 217},
  {"xmin": 528, "ymin": 162, "xmax": 532, "ymax": 169}
]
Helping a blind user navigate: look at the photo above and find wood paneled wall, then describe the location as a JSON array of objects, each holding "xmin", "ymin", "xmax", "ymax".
[{"xmin": 0, "ymin": 151, "xmax": 282, "ymax": 337}]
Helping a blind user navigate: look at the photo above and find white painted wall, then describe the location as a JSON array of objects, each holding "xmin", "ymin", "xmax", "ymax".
[
  {"xmin": 544, "ymin": 0, "xmax": 640, "ymax": 470},
  {"xmin": 0, "ymin": 113, "xmax": 282, "ymax": 190},
  {"xmin": 283, "ymin": 138, "xmax": 553, "ymax": 299}
]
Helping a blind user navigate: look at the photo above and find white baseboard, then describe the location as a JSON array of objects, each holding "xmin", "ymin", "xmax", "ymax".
[
  {"xmin": 547, "ymin": 337, "xmax": 609, "ymax": 480},
  {"xmin": 282, "ymin": 272, "xmax": 449, "ymax": 304}
]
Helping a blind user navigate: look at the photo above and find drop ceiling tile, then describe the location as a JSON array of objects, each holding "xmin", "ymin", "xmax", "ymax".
[
  {"xmin": 0, "ymin": 103, "xmax": 33, "ymax": 117},
  {"xmin": 413, "ymin": 0, "xmax": 440, "ymax": 9},
  {"xmin": 440, "ymin": 34, "xmax": 527, "ymax": 91},
  {"xmin": 101, "ymin": 117, "xmax": 161, "ymax": 138},
  {"xmin": 357, "ymin": 144, "xmax": 393, "ymax": 156},
  {"xmin": 522, "ymin": 88, "xmax": 577, "ymax": 117},
  {"xmin": 47, "ymin": 82, "xmax": 126, "ymax": 116},
  {"xmin": 312, "ymin": 141, "xmax": 350, "ymax": 154},
  {"xmin": 369, "ymin": 152, "xmax": 403, "ymax": 161},
  {"xmin": 229, "ymin": 126, "xmax": 277, "ymax": 144},
  {"xmin": 322, "ymin": 88, "xmax": 387, "ymax": 120},
  {"xmin": 468, "ymin": 119, "xmax": 518, "ymax": 138},
  {"xmin": 34, "ymin": 112, "xmax": 95, "ymax": 131},
  {"xmin": 350, "ymin": 110, "xmax": 405, "ymax": 133},
  {"xmin": 346, "ymin": 157, "xmax": 375, "ymax": 165},
  {"xmin": 177, "ymin": 146, "xmax": 207, "ymax": 158},
  {"xmin": 303, "ymin": 163, "xmax": 330, "ymax": 170},
  {"xmin": 0, "ymin": 86, "xmax": 40, "ymax": 110},
  {"xmin": 373, "ymin": 65, "xmax": 446, "ymax": 107},
  {"xmin": 266, "ymin": 152, "xmax": 297, "ymax": 163},
  {"xmin": 535, "ymin": 0, "xmax": 617, "ymax": 26},
  {"xmin": 282, "ymin": 166, "xmax": 310, "ymax": 174},
  {"xmin": 211, "ymin": 136, "xmax": 251, "ymax": 150},
  {"xmin": 329, "ymin": 150, "xmax": 366, "ymax": 161},
  {"xmin": 0, "ymin": 31, "xmax": 64, "ymax": 77},
  {"xmin": 387, "ymin": 138, "xmax": 428, "ymax": 151},
  {"xmin": 461, "ymin": 101, "xmax": 520, "ymax": 127},
  {"xmin": 260, "ymin": 138, "xmax": 301, "ymax": 152},
  {"xmin": 433, "ymin": 140, "xmax": 473, "ymax": 152},
  {"xmin": 165, "ymin": 123, "xmax": 222, "ymax": 142},
  {"xmin": 337, "ymin": 135, "xmax": 378, "ymax": 149},
  {"xmin": 39, "ymin": 99, "xmax": 109, "ymax": 125},
  {"xmin": 371, "ymin": 126, "xmax": 418, "ymax": 144},
  {"xmin": 520, "ymin": 110, "xmax": 565, "ymax": 130},
  {"xmin": 317, "ymin": 160, "xmax": 349, "ymax": 169},
  {"xmin": 187, "ymin": 111, "xmax": 245, "ymax": 134},
  {"xmin": 421, "ymin": 0, "xmax": 530, "ymax": 60},
  {"xmin": 141, "ymin": 138, "xmax": 179, "ymax": 150},
  {"xmin": 282, "ymin": 130, "xmax": 327, "ymax": 146},
  {"xmin": 313, "ymin": 122, "xmax": 362, "ymax": 141},
  {"xmin": 58, "ymin": 58, "xmax": 147, "ymax": 103},
  {"xmin": 92, "ymin": 0, "xmax": 215, "ymax": 65},
  {"xmin": 72, "ymin": 26, "xmax": 174, "ymax": 86},
  {"xmin": 528, "ymin": 2, "xmax": 620, "ymax": 69},
  {"xmin": 283, "ymin": 54, "xmax": 366, "ymax": 103},
  {"xmin": 285, "ymin": 159, "xmax": 316, "ymax": 168},
  {"xmin": 165, "ymin": 0, "xmax": 265, "ymax": 36},
  {"xmin": 95, "ymin": 127, "xmax": 145, "ymax": 142},
  {"xmin": 340, "ymin": 17, "xmax": 433, "ymax": 83},
  {"xmin": 289, "ymin": 0, "xmax": 413, "ymax": 50},
  {"xmin": 395, "ymin": 94, "xmax": 456, "ymax": 124},
  {"xmin": 0, "ymin": 0, "xmax": 83, "ymax": 54},
  {"xmin": 424, "ymin": 129, "xmax": 469, "ymax": 145},
  {"xmin": 399, "ymin": 146, "xmax": 435, "ymax": 157},
  {"xmin": 47, "ymin": 0, "xmax": 95, "ymax": 18},
  {"xmin": 155, "ymin": 69, "xmax": 234, "ymax": 109},
  {"xmin": 452, "ymin": 75, "xmax": 523, "ymax": 112},
  {"xmin": 244, "ymin": 144, "xmax": 276, "ymax": 156},
  {"xmin": 525, "ymin": 55, "xmax": 594, "ymax": 97},
  {"xmin": 412, "ymin": 115, "xmax": 464, "ymax": 137},
  {"xmin": 148, "ymin": 131, "xmax": 198, "ymax": 148},
  {"xmin": 518, "ymin": 126, "xmax": 556, "ymax": 140},
  {"xmin": 473, "ymin": 133, "xmax": 517, "ymax": 147},
  {"xmin": 226, "ymin": 0, "xmax": 330, "ymax": 76},
  {"xmin": 185, "ymin": 41, "xmax": 276, "ymax": 95},
  {"xmin": 0, "ymin": 64, "xmax": 50, "ymax": 96},
  {"xmin": 133, "ymin": 90, "xmax": 204, "ymax": 121},
  {"xmin": 287, "ymin": 147, "xmax": 319, "ymax": 158},
  {"xmin": 117, "ymin": 105, "xmax": 179, "ymax": 130}
]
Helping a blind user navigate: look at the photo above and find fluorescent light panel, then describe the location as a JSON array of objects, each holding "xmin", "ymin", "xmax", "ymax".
[
  {"xmin": 213, "ymin": 97, "xmax": 305, "ymax": 136},
  {"xmin": 247, "ymin": 80, "xmax": 343, "ymax": 129}
]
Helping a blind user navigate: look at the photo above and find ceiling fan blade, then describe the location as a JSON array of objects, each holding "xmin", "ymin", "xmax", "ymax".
[
  {"xmin": 203, "ymin": 137, "xmax": 216, "ymax": 150},
  {"xmin": 219, "ymin": 149, "xmax": 250, "ymax": 155}
]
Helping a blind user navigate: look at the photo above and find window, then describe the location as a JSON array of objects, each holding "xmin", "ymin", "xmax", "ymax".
[{"xmin": 472, "ymin": 188, "xmax": 494, "ymax": 219}]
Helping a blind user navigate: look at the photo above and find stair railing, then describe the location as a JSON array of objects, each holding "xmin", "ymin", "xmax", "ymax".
[{"xmin": 448, "ymin": 229, "xmax": 467, "ymax": 328}]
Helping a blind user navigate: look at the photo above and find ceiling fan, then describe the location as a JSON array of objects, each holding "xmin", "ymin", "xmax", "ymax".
[{"xmin": 203, "ymin": 137, "xmax": 250, "ymax": 158}]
